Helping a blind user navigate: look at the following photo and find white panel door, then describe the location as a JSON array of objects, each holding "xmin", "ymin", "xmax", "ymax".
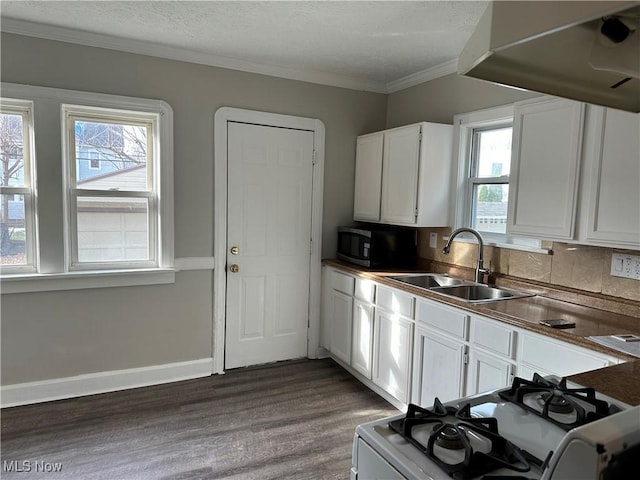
[
  {"xmin": 329, "ymin": 290, "xmax": 353, "ymax": 364},
  {"xmin": 380, "ymin": 124, "xmax": 421, "ymax": 225},
  {"xmin": 353, "ymin": 132, "xmax": 384, "ymax": 222},
  {"xmin": 372, "ymin": 310, "xmax": 413, "ymax": 404},
  {"xmin": 508, "ymin": 98, "xmax": 584, "ymax": 239},
  {"xmin": 351, "ymin": 299, "xmax": 374, "ymax": 378},
  {"xmin": 225, "ymin": 122, "xmax": 314, "ymax": 369},
  {"xmin": 466, "ymin": 350, "xmax": 513, "ymax": 396},
  {"xmin": 585, "ymin": 107, "xmax": 640, "ymax": 247},
  {"xmin": 412, "ymin": 326, "xmax": 465, "ymax": 407}
]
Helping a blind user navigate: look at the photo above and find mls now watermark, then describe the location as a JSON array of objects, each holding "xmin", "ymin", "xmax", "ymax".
[{"xmin": 3, "ymin": 460, "xmax": 63, "ymax": 473}]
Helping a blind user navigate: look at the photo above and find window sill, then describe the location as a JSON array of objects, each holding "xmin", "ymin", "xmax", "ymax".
[
  {"xmin": 448, "ymin": 237, "xmax": 552, "ymax": 255},
  {"xmin": 0, "ymin": 268, "xmax": 176, "ymax": 294}
]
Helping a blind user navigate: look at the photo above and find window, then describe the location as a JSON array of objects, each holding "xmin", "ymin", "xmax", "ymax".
[
  {"xmin": 468, "ymin": 126, "xmax": 512, "ymax": 235},
  {"xmin": 0, "ymin": 83, "xmax": 174, "ymax": 293},
  {"xmin": 453, "ymin": 105, "xmax": 542, "ymax": 250},
  {"xmin": 63, "ymin": 106, "xmax": 158, "ymax": 269},
  {"xmin": 0, "ymin": 99, "xmax": 37, "ymax": 273}
]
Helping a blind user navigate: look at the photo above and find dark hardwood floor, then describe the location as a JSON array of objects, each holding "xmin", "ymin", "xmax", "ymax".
[{"xmin": 1, "ymin": 359, "xmax": 398, "ymax": 479}]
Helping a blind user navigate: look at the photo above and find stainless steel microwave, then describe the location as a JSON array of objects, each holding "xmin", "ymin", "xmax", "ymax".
[{"xmin": 337, "ymin": 226, "xmax": 417, "ymax": 268}]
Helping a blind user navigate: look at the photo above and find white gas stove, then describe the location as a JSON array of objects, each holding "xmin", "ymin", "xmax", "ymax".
[{"xmin": 352, "ymin": 374, "xmax": 640, "ymax": 480}]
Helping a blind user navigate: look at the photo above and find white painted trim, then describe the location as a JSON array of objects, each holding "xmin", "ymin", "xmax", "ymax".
[
  {"xmin": 1, "ymin": 18, "xmax": 388, "ymax": 94},
  {"xmin": 213, "ymin": 107, "xmax": 325, "ymax": 374},
  {"xmin": 0, "ymin": 269, "xmax": 176, "ymax": 294},
  {"xmin": 0, "ymin": 358, "xmax": 213, "ymax": 408},
  {"xmin": 386, "ymin": 59, "xmax": 459, "ymax": 93},
  {"xmin": 174, "ymin": 257, "xmax": 215, "ymax": 271}
]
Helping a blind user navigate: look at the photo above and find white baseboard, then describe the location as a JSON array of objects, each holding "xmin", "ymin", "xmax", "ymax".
[{"xmin": 0, "ymin": 358, "xmax": 213, "ymax": 408}]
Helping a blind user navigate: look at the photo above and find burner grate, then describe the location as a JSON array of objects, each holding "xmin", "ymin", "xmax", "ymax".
[
  {"xmin": 498, "ymin": 373, "xmax": 620, "ymax": 431},
  {"xmin": 389, "ymin": 399, "xmax": 532, "ymax": 479}
]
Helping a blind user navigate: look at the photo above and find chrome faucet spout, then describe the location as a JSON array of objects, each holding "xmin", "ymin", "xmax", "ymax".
[{"xmin": 442, "ymin": 228, "xmax": 489, "ymax": 284}]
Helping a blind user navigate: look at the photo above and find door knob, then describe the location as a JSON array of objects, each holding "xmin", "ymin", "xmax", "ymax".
[
  {"xmin": 230, "ymin": 246, "xmax": 239, "ymax": 255},
  {"xmin": 229, "ymin": 264, "xmax": 239, "ymax": 273}
]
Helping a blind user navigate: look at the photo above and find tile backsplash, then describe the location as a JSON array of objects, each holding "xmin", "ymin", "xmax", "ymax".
[{"xmin": 418, "ymin": 228, "xmax": 640, "ymax": 302}]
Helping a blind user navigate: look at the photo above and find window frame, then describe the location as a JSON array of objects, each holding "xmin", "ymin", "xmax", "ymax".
[
  {"xmin": 0, "ymin": 83, "xmax": 174, "ymax": 293},
  {"xmin": 452, "ymin": 105, "xmax": 544, "ymax": 251},
  {"xmin": 0, "ymin": 98, "xmax": 38, "ymax": 274},
  {"xmin": 62, "ymin": 105, "xmax": 159, "ymax": 271}
]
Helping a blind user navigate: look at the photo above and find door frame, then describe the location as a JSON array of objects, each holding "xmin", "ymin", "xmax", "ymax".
[{"xmin": 213, "ymin": 107, "xmax": 325, "ymax": 374}]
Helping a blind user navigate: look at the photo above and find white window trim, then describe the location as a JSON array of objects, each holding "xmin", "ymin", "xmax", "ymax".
[
  {"xmin": 451, "ymin": 104, "xmax": 550, "ymax": 254},
  {"xmin": 0, "ymin": 83, "xmax": 175, "ymax": 293},
  {"xmin": 0, "ymin": 98, "xmax": 38, "ymax": 274}
]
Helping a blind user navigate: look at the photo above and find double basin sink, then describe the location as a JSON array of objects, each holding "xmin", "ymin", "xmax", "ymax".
[{"xmin": 389, "ymin": 273, "xmax": 533, "ymax": 304}]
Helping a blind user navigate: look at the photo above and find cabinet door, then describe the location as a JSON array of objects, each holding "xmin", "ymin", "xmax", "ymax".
[
  {"xmin": 380, "ymin": 124, "xmax": 421, "ymax": 225},
  {"xmin": 351, "ymin": 299, "xmax": 374, "ymax": 379},
  {"xmin": 353, "ymin": 132, "xmax": 384, "ymax": 222},
  {"xmin": 329, "ymin": 290, "xmax": 353, "ymax": 364},
  {"xmin": 585, "ymin": 107, "xmax": 640, "ymax": 247},
  {"xmin": 508, "ymin": 98, "xmax": 585, "ymax": 239},
  {"xmin": 412, "ymin": 326, "xmax": 465, "ymax": 407},
  {"xmin": 372, "ymin": 310, "xmax": 413, "ymax": 404},
  {"xmin": 466, "ymin": 349, "xmax": 514, "ymax": 396}
]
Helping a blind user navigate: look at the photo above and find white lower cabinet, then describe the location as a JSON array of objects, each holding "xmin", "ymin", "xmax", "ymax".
[
  {"xmin": 329, "ymin": 290, "xmax": 353, "ymax": 364},
  {"xmin": 412, "ymin": 299, "xmax": 469, "ymax": 406},
  {"xmin": 466, "ymin": 315, "xmax": 516, "ymax": 396},
  {"xmin": 413, "ymin": 325, "xmax": 465, "ymax": 406},
  {"xmin": 466, "ymin": 350, "xmax": 514, "ymax": 396},
  {"xmin": 372, "ymin": 309, "xmax": 413, "ymax": 405},
  {"xmin": 351, "ymin": 299, "xmax": 374, "ymax": 379}
]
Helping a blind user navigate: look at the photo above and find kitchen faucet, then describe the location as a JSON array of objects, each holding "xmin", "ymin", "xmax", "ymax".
[{"xmin": 442, "ymin": 228, "xmax": 490, "ymax": 284}]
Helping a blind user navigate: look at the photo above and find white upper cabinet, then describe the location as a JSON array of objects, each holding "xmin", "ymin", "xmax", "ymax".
[
  {"xmin": 581, "ymin": 107, "xmax": 640, "ymax": 248},
  {"xmin": 353, "ymin": 132, "xmax": 384, "ymax": 222},
  {"xmin": 353, "ymin": 122, "xmax": 453, "ymax": 227},
  {"xmin": 507, "ymin": 97, "xmax": 585, "ymax": 239}
]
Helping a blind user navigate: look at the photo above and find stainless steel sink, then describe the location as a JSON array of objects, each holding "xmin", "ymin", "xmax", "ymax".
[
  {"xmin": 389, "ymin": 274, "xmax": 467, "ymax": 289},
  {"xmin": 430, "ymin": 284, "xmax": 534, "ymax": 303}
]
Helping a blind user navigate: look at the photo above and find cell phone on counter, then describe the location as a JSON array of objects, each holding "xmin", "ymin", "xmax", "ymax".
[{"xmin": 539, "ymin": 319, "xmax": 576, "ymax": 329}]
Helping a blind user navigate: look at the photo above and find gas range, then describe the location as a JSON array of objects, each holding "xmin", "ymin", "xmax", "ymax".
[{"xmin": 352, "ymin": 374, "xmax": 640, "ymax": 480}]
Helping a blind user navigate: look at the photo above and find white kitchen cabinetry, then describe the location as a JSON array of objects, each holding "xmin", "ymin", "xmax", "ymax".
[
  {"xmin": 582, "ymin": 107, "xmax": 640, "ymax": 248},
  {"xmin": 353, "ymin": 132, "xmax": 384, "ymax": 222},
  {"xmin": 508, "ymin": 97, "xmax": 585, "ymax": 240},
  {"xmin": 353, "ymin": 122, "xmax": 453, "ymax": 226},
  {"xmin": 412, "ymin": 299, "xmax": 468, "ymax": 406},
  {"xmin": 326, "ymin": 269, "xmax": 355, "ymax": 364},
  {"xmin": 351, "ymin": 278, "xmax": 376, "ymax": 379},
  {"xmin": 466, "ymin": 316, "xmax": 516, "ymax": 396},
  {"xmin": 372, "ymin": 285, "xmax": 414, "ymax": 404},
  {"xmin": 518, "ymin": 330, "xmax": 618, "ymax": 378}
]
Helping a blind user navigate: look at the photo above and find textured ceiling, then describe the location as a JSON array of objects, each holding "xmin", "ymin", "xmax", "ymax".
[{"xmin": 0, "ymin": 1, "xmax": 489, "ymax": 92}]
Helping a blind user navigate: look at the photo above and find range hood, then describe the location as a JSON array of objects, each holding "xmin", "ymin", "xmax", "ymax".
[{"xmin": 458, "ymin": 1, "xmax": 640, "ymax": 112}]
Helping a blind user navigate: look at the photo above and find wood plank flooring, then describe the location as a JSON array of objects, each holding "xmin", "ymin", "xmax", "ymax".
[{"xmin": 1, "ymin": 359, "xmax": 399, "ymax": 479}]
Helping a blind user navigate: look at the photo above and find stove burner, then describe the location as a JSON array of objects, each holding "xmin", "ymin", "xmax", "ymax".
[
  {"xmin": 499, "ymin": 373, "xmax": 620, "ymax": 431},
  {"xmin": 536, "ymin": 391, "xmax": 575, "ymax": 414},
  {"xmin": 388, "ymin": 399, "xmax": 532, "ymax": 479},
  {"xmin": 433, "ymin": 424, "xmax": 465, "ymax": 450}
]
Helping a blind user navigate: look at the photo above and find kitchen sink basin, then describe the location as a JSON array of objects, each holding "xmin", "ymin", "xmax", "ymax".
[
  {"xmin": 389, "ymin": 274, "xmax": 467, "ymax": 289},
  {"xmin": 430, "ymin": 284, "xmax": 534, "ymax": 303}
]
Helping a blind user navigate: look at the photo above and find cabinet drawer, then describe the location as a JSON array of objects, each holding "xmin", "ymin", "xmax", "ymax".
[
  {"xmin": 470, "ymin": 316, "xmax": 515, "ymax": 358},
  {"xmin": 331, "ymin": 270, "xmax": 355, "ymax": 295},
  {"xmin": 415, "ymin": 299, "xmax": 468, "ymax": 339},
  {"xmin": 376, "ymin": 285, "xmax": 414, "ymax": 318},
  {"xmin": 355, "ymin": 278, "xmax": 375, "ymax": 303},
  {"xmin": 519, "ymin": 333, "xmax": 610, "ymax": 377}
]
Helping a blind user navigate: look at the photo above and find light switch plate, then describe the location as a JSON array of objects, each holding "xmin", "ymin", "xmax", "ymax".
[{"xmin": 610, "ymin": 253, "xmax": 640, "ymax": 280}]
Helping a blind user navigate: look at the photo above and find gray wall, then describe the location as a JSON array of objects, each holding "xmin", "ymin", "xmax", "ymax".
[
  {"xmin": 0, "ymin": 33, "xmax": 387, "ymax": 384},
  {"xmin": 386, "ymin": 73, "xmax": 540, "ymax": 127}
]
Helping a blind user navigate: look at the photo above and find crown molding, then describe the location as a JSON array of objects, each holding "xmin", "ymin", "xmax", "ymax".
[
  {"xmin": 1, "ymin": 18, "xmax": 389, "ymax": 94},
  {"xmin": 386, "ymin": 58, "xmax": 459, "ymax": 94}
]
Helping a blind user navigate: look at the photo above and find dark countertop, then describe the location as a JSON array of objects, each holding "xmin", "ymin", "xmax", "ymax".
[{"xmin": 324, "ymin": 259, "xmax": 640, "ymax": 405}]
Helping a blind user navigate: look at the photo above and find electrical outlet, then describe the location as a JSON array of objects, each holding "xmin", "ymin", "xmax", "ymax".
[
  {"xmin": 610, "ymin": 253, "xmax": 640, "ymax": 280},
  {"xmin": 429, "ymin": 232, "xmax": 438, "ymax": 249}
]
